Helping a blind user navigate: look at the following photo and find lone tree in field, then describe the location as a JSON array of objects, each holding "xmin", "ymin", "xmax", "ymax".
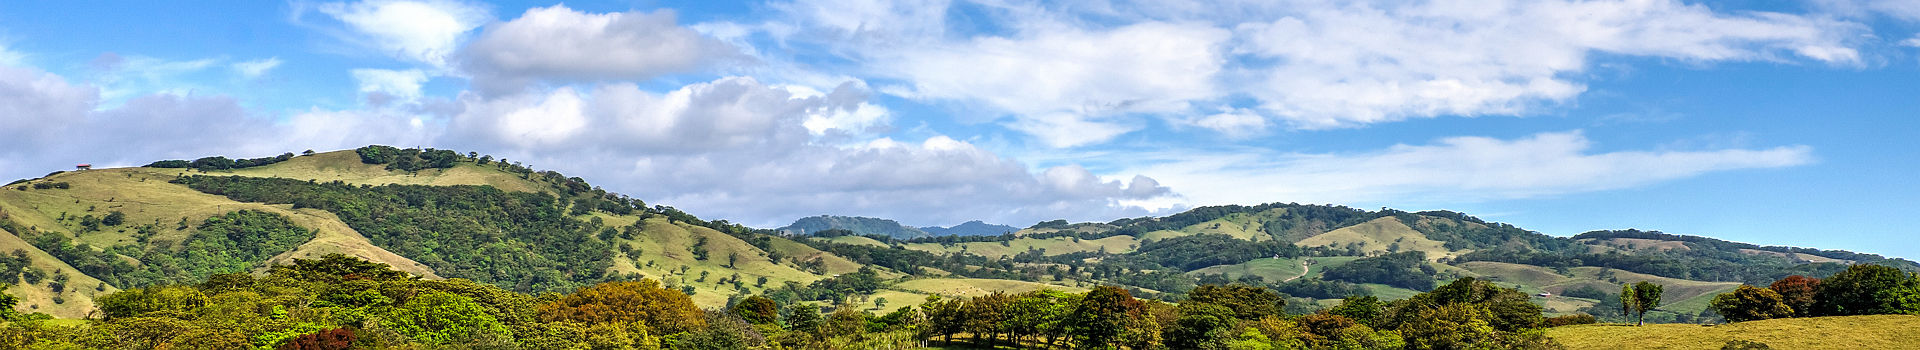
[
  {"xmin": 1620, "ymin": 282, "xmax": 1666, "ymax": 325},
  {"xmin": 1629, "ymin": 281, "xmax": 1664, "ymax": 326},
  {"xmin": 1620, "ymin": 284, "xmax": 1637, "ymax": 324}
]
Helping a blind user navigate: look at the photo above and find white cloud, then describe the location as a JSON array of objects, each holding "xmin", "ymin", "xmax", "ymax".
[
  {"xmin": 1125, "ymin": 131, "xmax": 1813, "ymax": 208},
  {"xmin": 1235, "ymin": 0, "xmax": 1863, "ymax": 129},
  {"xmin": 0, "ymin": 64, "xmax": 436, "ymax": 181},
  {"xmin": 459, "ymin": 5, "xmax": 741, "ymax": 94},
  {"xmin": 1904, "ymin": 35, "xmax": 1920, "ymax": 48},
  {"xmin": 877, "ymin": 21, "xmax": 1229, "ymax": 147},
  {"xmin": 350, "ymin": 68, "xmax": 429, "ymax": 101},
  {"xmin": 753, "ymin": 0, "xmax": 1865, "ymax": 144},
  {"xmin": 318, "ymin": 0, "xmax": 489, "ymax": 67},
  {"xmin": 232, "ymin": 57, "xmax": 282, "ymax": 79},
  {"xmin": 1187, "ymin": 108, "xmax": 1269, "ymax": 139},
  {"xmin": 439, "ymin": 76, "xmax": 1171, "ymax": 226},
  {"xmin": 1813, "ymin": 0, "xmax": 1920, "ymax": 21}
]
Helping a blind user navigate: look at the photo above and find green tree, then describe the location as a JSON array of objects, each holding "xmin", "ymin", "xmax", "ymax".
[
  {"xmin": 1068, "ymin": 286, "xmax": 1142, "ymax": 349},
  {"xmin": 1165, "ymin": 302, "xmax": 1235, "ymax": 349},
  {"xmin": 785, "ymin": 303, "xmax": 824, "ymax": 334},
  {"xmin": 382, "ymin": 291, "xmax": 512, "ymax": 344},
  {"xmin": 729, "ymin": 295, "xmax": 779, "ymax": 325},
  {"xmin": 1631, "ymin": 281, "xmax": 1664, "ymax": 326},
  {"xmin": 1711, "ymin": 285, "xmax": 1794, "ymax": 322},
  {"xmin": 1813, "ymin": 263, "xmax": 1920, "ymax": 316},
  {"xmin": 1328, "ymin": 295, "xmax": 1386, "ymax": 327},
  {"xmin": 1186, "ymin": 283, "xmax": 1286, "ymax": 321},
  {"xmin": 1620, "ymin": 283, "xmax": 1639, "ymax": 325}
]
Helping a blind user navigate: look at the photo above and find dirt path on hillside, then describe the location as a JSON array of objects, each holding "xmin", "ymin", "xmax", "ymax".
[{"xmin": 1284, "ymin": 259, "xmax": 1311, "ymax": 282}]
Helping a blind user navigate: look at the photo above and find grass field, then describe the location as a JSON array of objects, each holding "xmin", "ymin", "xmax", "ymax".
[
  {"xmin": 894, "ymin": 278, "xmax": 1087, "ymax": 298},
  {"xmin": 1455, "ymin": 261, "xmax": 1738, "ymax": 316},
  {"xmin": 1296, "ymin": 217, "xmax": 1457, "ymax": 260},
  {"xmin": 1547, "ymin": 315, "xmax": 1920, "ymax": 349},
  {"xmin": 1188, "ymin": 257, "xmax": 1309, "ymax": 282}
]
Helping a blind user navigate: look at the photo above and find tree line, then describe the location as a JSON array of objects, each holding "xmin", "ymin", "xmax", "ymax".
[{"xmin": 0, "ymin": 254, "xmax": 1567, "ymax": 349}]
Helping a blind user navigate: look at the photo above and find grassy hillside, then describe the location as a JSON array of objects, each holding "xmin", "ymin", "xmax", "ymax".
[
  {"xmin": 1547, "ymin": 315, "xmax": 1920, "ymax": 349},
  {"xmin": 1296, "ymin": 217, "xmax": 1457, "ymax": 260},
  {"xmin": 0, "ymin": 150, "xmax": 885, "ymax": 313},
  {"xmin": 223, "ymin": 150, "xmax": 548, "ymax": 193},
  {"xmin": 1458, "ymin": 261, "xmax": 1739, "ymax": 316}
]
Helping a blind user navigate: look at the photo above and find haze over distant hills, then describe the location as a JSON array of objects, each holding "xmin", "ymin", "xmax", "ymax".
[{"xmin": 920, "ymin": 220, "xmax": 1020, "ymax": 237}]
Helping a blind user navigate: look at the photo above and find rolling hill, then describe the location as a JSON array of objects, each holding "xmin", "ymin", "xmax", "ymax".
[{"xmin": 4, "ymin": 145, "xmax": 1915, "ymax": 328}]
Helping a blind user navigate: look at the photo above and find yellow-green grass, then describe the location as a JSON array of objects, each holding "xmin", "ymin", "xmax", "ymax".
[
  {"xmin": 222, "ymin": 151, "xmax": 548, "ymax": 193},
  {"xmin": 1737, "ymin": 248, "xmax": 1847, "ymax": 264},
  {"xmin": 1360, "ymin": 283, "xmax": 1423, "ymax": 301},
  {"xmin": 893, "ymin": 278, "xmax": 1087, "ymax": 299},
  {"xmin": 0, "ymin": 167, "xmax": 442, "ymax": 317},
  {"xmin": 1457, "ymin": 261, "xmax": 1738, "ymax": 316},
  {"xmin": 1295, "ymin": 217, "xmax": 1458, "ymax": 260},
  {"xmin": 1177, "ymin": 209, "xmax": 1287, "ymax": 242},
  {"xmin": 1546, "ymin": 315, "xmax": 1920, "ymax": 350},
  {"xmin": 840, "ymin": 289, "xmax": 933, "ymax": 315},
  {"xmin": 1188, "ymin": 258, "xmax": 1309, "ymax": 283},
  {"xmin": 1539, "ymin": 297, "xmax": 1599, "ymax": 316},
  {"xmin": 900, "ymin": 235, "xmax": 1138, "ymax": 258},
  {"xmin": 1300, "ymin": 256, "xmax": 1362, "ymax": 279},
  {"xmin": 1580, "ymin": 237, "xmax": 1690, "ymax": 252},
  {"xmin": 604, "ymin": 217, "xmax": 852, "ymax": 307},
  {"xmin": 0, "ymin": 226, "xmax": 115, "ymax": 319},
  {"xmin": 819, "ymin": 235, "xmax": 891, "ymax": 248}
]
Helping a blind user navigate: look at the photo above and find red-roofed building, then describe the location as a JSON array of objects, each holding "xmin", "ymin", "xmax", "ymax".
[{"xmin": 75, "ymin": 164, "xmax": 91, "ymax": 170}]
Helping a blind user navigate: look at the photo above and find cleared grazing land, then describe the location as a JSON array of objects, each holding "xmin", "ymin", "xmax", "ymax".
[
  {"xmin": 1547, "ymin": 315, "xmax": 1920, "ymax": 349},
  {"xmin": 1296, "ymin": 217, "xmax": 1457, "ymax": 260}
]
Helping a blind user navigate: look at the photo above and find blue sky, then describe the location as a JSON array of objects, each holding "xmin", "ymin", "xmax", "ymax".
[{"xmin": 1, "ymin": 0, "xmax": 1916, "ymax": 259}]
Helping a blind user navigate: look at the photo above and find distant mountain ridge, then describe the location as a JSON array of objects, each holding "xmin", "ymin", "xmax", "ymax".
[
  {"xmin": 777, "ymin": 215, "xmax": 929, "ymax": 239},
  {"xmin": 920, "ymin": 220, "xmax": 1019, "ymax": 237}
]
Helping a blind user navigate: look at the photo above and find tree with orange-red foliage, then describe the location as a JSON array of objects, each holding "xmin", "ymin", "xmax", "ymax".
[
  {"xmin": 536, "ymin": 279, "xmax": 705, "ymax": 336},
  {"xmin": 276, "ymin": 328, "xmax": 356, "ymax": 350},
  {"xmin": 1769, "ymin": 275, "xmax": 1821, "ymax": 317}
]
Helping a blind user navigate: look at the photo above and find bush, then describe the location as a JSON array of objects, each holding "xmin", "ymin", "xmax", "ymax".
[{"xmin": 1545, "ymin": 313, "xmax": 1597, "ymax": 327}]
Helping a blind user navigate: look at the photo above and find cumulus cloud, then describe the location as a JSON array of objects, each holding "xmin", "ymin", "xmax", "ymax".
[
  {"xmin": 459, "ymin": 5, "xmax": 742, "ymax": 94},
  {"xmin": 316, "ymin": 0, "xmax": 489, "ymax": 67},
  {"xmin": 1123, "ymin": 131, "xmax": 1814, "ymax": 208},
  {"xmin": 754, "ymin": 0, "xmax": 1865, "ymax": 142},
  {"xmin": 1236, "ymin": 0, "xmax": 1862, "ymax": 129},
  {"xmin": 231, "ymin": 57, "xmax": 282, "ymax": 79},
  {"xmin": 441, "ymin": 76, "xmax": 1172, "ymax": 226},
  {"xmin": 876, "ymin": 21, "xmax": 1229, "ymax": 147},
  {"xmin": 0, "ymin": 63, "xmax": 434, "ymax": 180},
  {"xmin": 350, "ymin": 68, "xmax": 429, "ymax": 101}
]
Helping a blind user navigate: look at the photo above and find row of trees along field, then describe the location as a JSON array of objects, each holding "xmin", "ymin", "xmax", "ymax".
[
  {"xmin": 1, "ymin": 254, "xmax": 1571, "ymax": 349},
  {"xmin": 1710, "ymin": 263, "xmax": 1920, "ymax": 322}
]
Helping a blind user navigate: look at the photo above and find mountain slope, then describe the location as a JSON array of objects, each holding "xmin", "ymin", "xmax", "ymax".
[
  {"xmin": 778, "ymin": 215, "xmax": 929, "ymax": 239},
  {"xmin": 920, "ymin": 220, "xmax": 1019, "ymax": 236}
]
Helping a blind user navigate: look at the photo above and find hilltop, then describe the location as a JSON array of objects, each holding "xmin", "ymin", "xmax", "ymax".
[{"xmin": 4, "ymin": 145, "xmax": 1915, "ymax": 326}]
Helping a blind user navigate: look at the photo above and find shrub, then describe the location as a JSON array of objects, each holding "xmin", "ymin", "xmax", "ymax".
[
  {"xmin": 1545, "ymin": 313, "xmax": 1597, "ymax": 327},
  {"xmin": 1712, "ymin": 285, "xmax": 1795, "ymax": 322}
]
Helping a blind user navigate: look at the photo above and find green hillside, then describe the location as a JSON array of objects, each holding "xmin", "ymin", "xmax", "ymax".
[{"xmin": 5, "ymin": 146, "xmax": 1915, "ymax": 331}]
